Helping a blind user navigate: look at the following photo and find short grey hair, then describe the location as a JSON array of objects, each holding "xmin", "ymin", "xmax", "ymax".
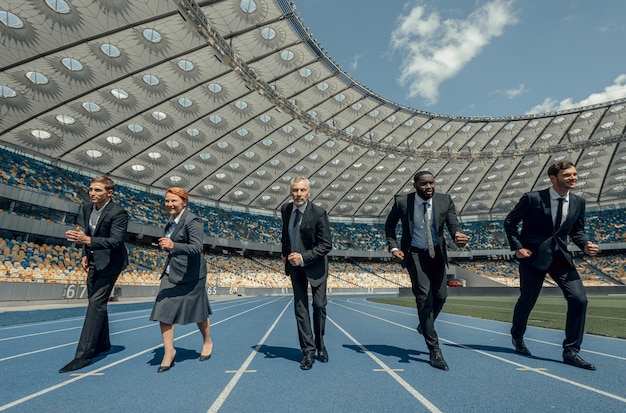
[{"xmin": 290, "ymin": 176, "xmax": 310, "ymax": 188}]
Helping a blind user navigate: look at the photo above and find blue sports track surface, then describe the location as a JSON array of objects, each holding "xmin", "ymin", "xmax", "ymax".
[{"xmin": 0, "ymin": 295, "xmax": 624, "ymax": 412}]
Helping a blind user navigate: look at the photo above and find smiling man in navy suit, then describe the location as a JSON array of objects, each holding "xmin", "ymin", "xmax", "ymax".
[
  {"xmin": 504, "ymin": 161, "xmax": 599, "ymax": 370},
  {"xmin": 60, "ymin": 176, "xmax": 128, "ymax": 373}
]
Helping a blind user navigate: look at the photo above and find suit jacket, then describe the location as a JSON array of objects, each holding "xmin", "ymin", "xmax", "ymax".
[
  {"xmin": 385, "ymin": 192, "xmax": 462, "ymax": 264},
  {"xmin": 280, "ymin": 202, "xmax": 333, "ymax": 287},
  {"xmin": 162, "ymin": 209, "xmax": 207, "ymax": 285},
  {"xmin": 504, "ymin": 188, "xmax": 588, "ymax": 270},
  {"xmin": 81, "ymin": 201, "xmax": 128, "ymax": 278}
]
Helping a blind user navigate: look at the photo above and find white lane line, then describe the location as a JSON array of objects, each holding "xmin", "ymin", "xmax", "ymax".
[
  {"xmin": 0, "ymin": 315, "xmax": 148, "ymax": 342},
  {"xmin": 344, "ymin": 298, "xmax": 626, "ymax": 361},
  {"xmin": 327, "ymin": 316, "xmax": 442, "ymax": 413},
  {"xmin": 333, "ymin": 301, "xmax": 626, "ymax": 405},
  {"xmin": 0, "ymin": 298, "xmax": 273, "ymax": 360},
  {"xmin": 0, "ymin": 297, "xmax": 283, "ymax": 412},
  {"xmin": 207, "ymin": 299, "xmax": 291, "ymax": 413}
]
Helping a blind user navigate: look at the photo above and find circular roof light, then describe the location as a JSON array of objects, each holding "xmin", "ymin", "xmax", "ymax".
[
  {"xmin": 26, "ymin": 71, "xmax": 49, "ymax": 85},
  {"xmin": 100, "ymin": 43, "xmax": 121, "ymax": 58},
  {"xmin": 178, "ymin": 59, "xmax": 194, "ymax": 71},
  {"xmin": 31, "ymin": 130, "xmax": 51, "ymax": 140},
  {"xmin": 131, "ymin": 164, "xmax": 145, "ymax": 172},
  {"xmin": 0, "ymin": 11, "xmax": 24, "ymax": 28},
  {"xmin": 56, "ymin": 114, "xmax": 75, "ymax": 125},
  {"xmin": 261, "ymin": 27, "xmax": 276, "ymax": 40},
  {"xmin": 45, "ymin": 0, "xmax": 71, "ymax": 13},
  {"xmin": 0, "ymin": 85, "xmax": 16, "ymax": 98},
  {"xmin": 240, "ymin": 0, "xmax": 257, "ymax": 13},
  {"xmin": 82, "ymin": 102, "xmax": 101, "ymax": 113},
  {"xmin": 61, "ymin": 57, "xmax": 83, "ymax": 72},
  {"xmin": 280, "ymin": 50, "xmax": 294, "ymax": 61},
  {"xmin": 143, "ymin": 74, "xmax": 159, "ymax": 86},
  {"xmin": 143, "ymin": 28, "xmax": 162, "ymax": 43},
  {"xmin": 86, "ymin": 149, "xmax": 102, "ymax": 158},
  {"xmin": 106, "ymin": 136, "xmax": 122, "ymax": 145},
  {"xmin": 111, "ymin": 88, "xmax": 129, "ymax": 99},
  {"xmin": 207, "ymin": 83, "xmax": 222, "ymax": 93}
]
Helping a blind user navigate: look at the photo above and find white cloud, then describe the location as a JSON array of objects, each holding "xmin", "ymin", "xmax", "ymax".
[
  {"xmin": 349, "ymin": 53, "xmax": 365, "ymax": 71},
  {"xmin": 526, "ymin": 74, "xmax": 626, "ymax": 114},
  {"xmin": 390, "ymin": 0, "xmax": 518, "ymax": 105},
  {"xmin": 505, "ymin": 84, "xmax": 526, "ymax": 99}
]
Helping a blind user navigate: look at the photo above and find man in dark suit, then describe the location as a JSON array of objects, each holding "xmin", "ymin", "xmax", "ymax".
[
  {"xmin": 60, "ymin": 176, "xmax": 128, "ymax": 373},
  {"xmin": 385, "ymin": 171, "xmax": 468, "ymax": 371},
  {"xmin": 280, "ymin": 177, "xmax": 332, "ymax": 370},
  {"xmin": 504, "ymin": 161, "xmax": 599, "ymax": 370}
]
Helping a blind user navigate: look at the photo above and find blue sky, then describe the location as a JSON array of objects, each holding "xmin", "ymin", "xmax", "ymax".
[{"xmin": 296, "ymin": 0, "xmax": 626, "ymax": 117}]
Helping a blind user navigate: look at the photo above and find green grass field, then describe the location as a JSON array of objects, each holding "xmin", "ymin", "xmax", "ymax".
[{"xmin": 368, "ymin": 295, "xmax": 626, "ymax": 339}]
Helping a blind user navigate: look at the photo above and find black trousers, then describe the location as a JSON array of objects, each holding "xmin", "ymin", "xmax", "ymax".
[
  {"xmin": 406, "ymin": 246, "xmax": 447, "ymax": 351},
  {"xmin": 511, "ymin": 251, "xmax": 588, "ymax": 352},
  {"xmin": 289, "ymin": 265, "xmax": 327, "ymax": 354},
  {"xmin": 74, "ymin": 264, "xmax": 119, "ymax": 360}
]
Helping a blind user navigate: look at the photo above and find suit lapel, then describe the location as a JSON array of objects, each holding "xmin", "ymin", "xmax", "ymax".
[
  {"xmin": 407, "ymin": 193, "xmax": 415, "ymax": 234},
  {"xmin": 539, "ymin": 190, "xmax": 553, "ymax": 226}
]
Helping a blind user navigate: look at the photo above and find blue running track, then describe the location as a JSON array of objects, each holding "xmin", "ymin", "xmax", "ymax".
[{"xmin": 0, "ymin": 295, "xmax": 624, "ymax": 412}]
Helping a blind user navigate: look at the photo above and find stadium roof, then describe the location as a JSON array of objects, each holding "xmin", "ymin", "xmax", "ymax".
[{"xmin": 1, "ymin": 0, "xmax": 626, "ymax": 219}]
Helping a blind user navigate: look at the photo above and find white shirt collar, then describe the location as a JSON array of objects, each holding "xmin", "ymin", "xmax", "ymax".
[{"xmin": 548, "ymin": 187, "xmax": 569, "ymax": 202}]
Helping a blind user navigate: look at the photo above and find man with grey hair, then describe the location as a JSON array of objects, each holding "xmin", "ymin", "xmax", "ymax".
[{"xmin": 280, "ymin": 177, "xmax": 332, "ymax": 370}]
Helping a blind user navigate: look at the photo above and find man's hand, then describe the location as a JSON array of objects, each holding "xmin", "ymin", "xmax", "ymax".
[
  {"xmin": 583, "ymin": 241, "xmax": 599, "ymax": 257},
  {"xmin": 515, "ymin": 248, "xmax": 532, "ymax": 259},
  {"xmin": 287, "ymin": 252, "xmax": 303, "ymax": 267},
  {"xmin": 391, "ymin": 249, "xmax": 404, "ymax": 263},
  {"xmin": 65, "ymin": 227, "xmax": 91, "ymax": 246},
  {"xmin": 454, "ymin": 232, "xmax": 469, "ymax": 247},
  {"xmin": 80, "ymin": 256, "xmax": 88, "ymax": 272}
]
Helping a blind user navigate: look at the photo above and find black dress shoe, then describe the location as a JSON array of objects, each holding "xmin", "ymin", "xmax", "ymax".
[
  {"xmin": 59, "ymin": 358, "xmax": 92, "ymax": 373},
  {"xmin": 317, "ymin": 350, "xmax": 329, "ymax": 363},
  {"xmin": 300, "ymin": 352, "xmax": 315, "ymax": 370},
  {"xmin": 157, "ymin": 361, "xmax": 175, "ymax": 373},
  {"xmin": 429, "ymin": 349, "xmax": 449, "ymax": 371},
  {"xmin": 199, "ymin": 353, "xmax": 212, "ymax": 361},
  {"xmin": 563, "ymin": 351, "xmax": 596, "ymax": 370},
  {"xmin": 512, "ymin": 338, "xmax": 532, "ymax": 356}
]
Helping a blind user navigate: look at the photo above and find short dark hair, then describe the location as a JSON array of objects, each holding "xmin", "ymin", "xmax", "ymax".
[
  {"xmin": 413, "ymin": 170, "xmax": 434, "ymax": 182},
  {"xmin": 547, "ymin": 161, "xmax": 575, "ymax": 177}
]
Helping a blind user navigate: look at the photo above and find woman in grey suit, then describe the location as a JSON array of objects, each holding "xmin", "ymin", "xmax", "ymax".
[{"xmin": 150, "ymin": 187, "xmax": 213, "ymax": 372}]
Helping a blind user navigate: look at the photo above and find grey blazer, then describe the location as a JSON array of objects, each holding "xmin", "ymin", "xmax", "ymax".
[{"xmin": 161, "ymin": 209, "xmax": 207, "ymax": 284}]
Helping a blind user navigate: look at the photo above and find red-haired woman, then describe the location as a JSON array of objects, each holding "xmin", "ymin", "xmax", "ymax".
[{"xmin": 150, "ymin": 187, "xmax": 213, "ymax": 372}]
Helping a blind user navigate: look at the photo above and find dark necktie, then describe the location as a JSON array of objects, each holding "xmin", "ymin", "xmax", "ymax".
[
  {"xmin": 554, "ymin": 198, "xmax": 564, "ymax": 231},
  {"xmin": 292, "ymin": 208, "xmax": 302, "ymax": 229},
  {"xmin": 423, "ymin": 202, "xmax": 435, "ymax": 258},
  {"xmin": 165, "ymin": 221, "xmax": 176, "ymax": 238}
]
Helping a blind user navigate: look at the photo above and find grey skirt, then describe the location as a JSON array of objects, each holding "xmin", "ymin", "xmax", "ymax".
[{"xmin": 150, "ymin": 276, "xmax": 212, "ymax": 325}]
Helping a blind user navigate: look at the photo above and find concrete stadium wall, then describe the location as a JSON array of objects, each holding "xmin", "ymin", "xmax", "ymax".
[{"xmin": 0, "ymin": 282, "xmax": 399, "ymax": 304}]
